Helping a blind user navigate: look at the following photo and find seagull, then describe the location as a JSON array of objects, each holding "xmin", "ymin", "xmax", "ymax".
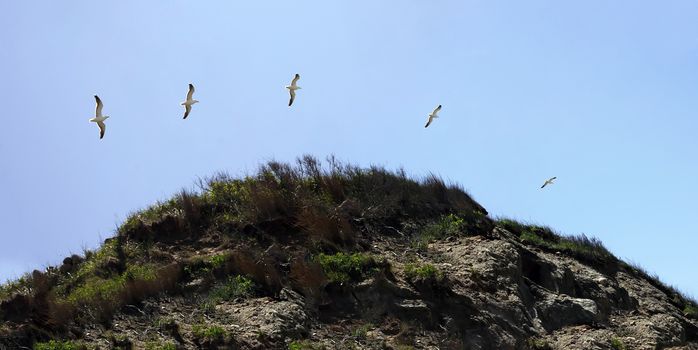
[
  {"xmin": 181, "ymin": 83, "xmax": 199, "ymax": 119},
  {"xmin": 540, "ymin": 177, "xmax": 557, "ymax": 189},
  {"xmin": 424, "ymin": 105, "xmax": 442, "ymax": 128},
  {"xmin": 88, "ymin": 95, "xmax": 109, "ymax": 139},
  {"xmin": 285, "ymin": 74, "xmax": 301, "ymax": 106}
]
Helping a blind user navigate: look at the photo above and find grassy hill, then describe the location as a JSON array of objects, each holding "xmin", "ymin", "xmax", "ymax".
[{"xmin": 1, "ymin": 155, "xmax": 696, "ymax": 349}]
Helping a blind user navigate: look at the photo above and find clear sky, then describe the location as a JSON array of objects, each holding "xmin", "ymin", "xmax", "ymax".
[{"xmin": 2, "ymin": 1, "xmax": 697, "ymax": 297}]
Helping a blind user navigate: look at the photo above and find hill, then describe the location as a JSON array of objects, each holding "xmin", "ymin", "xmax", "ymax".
[{"xmin": 1, "ymin": 156, "xmax": 697, "ymax": 349}]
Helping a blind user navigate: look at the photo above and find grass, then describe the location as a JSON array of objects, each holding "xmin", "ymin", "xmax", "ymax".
[
  {"xmin": 144, "ymin": 342, "xmax": 177, "ymax": 350},
  {"xmin": 64, "ymin": 264, "xmax": 157, "ymax": 306},
  {"xmin": 404, "ymin": 263, "xmax": 443, "ymax": 282},
  {"xmin": 623, "ymin": 261, "xmax": 698, "ymax": 316},
  {"xmin": 526, "ymin": 338, "xmax": 552, "ymax": 350},
  {"xmin": 314, "ymin": 252, "xmax": 376, "ymax": 284},
  {"xmin": 288, "ymin": 340, "xmax": 325, "ymax": 350},
  {"xmin": 412, "ymin": 214, "xmax": 466, "ymax": 250},
  {"xmin": 192, "ymin": 324, "xmax": 226, "ymax": 343},
  {"xmin": 610, "ymin": 337, "xmax": 626, "ymax": 350},
  {"xmin": 208, "ymin": 275, "xmax": 255, "ymax": 301},
  {"xmin": 352, "ymin": 322, "xmax": 374, "ymax": 339},
  {"xmin": 33, "ymin": 340, "xmax": 86, "ymax": 350},
  {"xmin": 497, "ymin": 218, "xmax": 616, "ymax": 264},
  {"xmin": 0, "ymin": 273, "xmax": 32, "ymax": 302}
]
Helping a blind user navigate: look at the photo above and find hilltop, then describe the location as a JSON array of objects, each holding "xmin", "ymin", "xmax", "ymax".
[{"xmin": 1, "ymin": 156, "xmax": 697, "ymax": 349}]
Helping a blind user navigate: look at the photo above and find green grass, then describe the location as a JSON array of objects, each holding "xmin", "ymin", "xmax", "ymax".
[
  {"xmin": 610, "ymin": 337, "xmax": 626, "ymax": 350},
  {"xmin": 412, "ymin": 214, "xmax": 466, "ymax": 250},
  {"xmin": 208, "ymin": 275, "xmax": 255, "ymax": 302},
  {"xmin": 192, "ymin": 324, "xmax": 226, "ymax": 342},
  {"xmin": 144, "ymin": 341, "xmax": 177, "ymax": 350},
  {"xmin": 314, "ymin": 252, "xmax": 376, "ymax": 284},
  {"xmin": 288, "ymin": 340, "xmax": 325, "ymax": 350},
  {"xmin": 526, "ymin": 338, "xmax": 552, "ymax": 350},
  {"xmin": 404, "ymin": 263, "xmax": 443, "ymax": 282},
  {"xmin": 0, "ymin": 273, "xmax": 32, "ymax": 301},
  {"xmin": 352, "ymin": 322, "xmax": 374, "ymax": 339},
  {"xmin": 684, "ymin": 303, "xmax": 698, "ymax": 318},
  {"xmin": 64, "ymin": 264, "xmax": 157, "ymax": 306},
  {"xmin": 498, "ymin": 218, "xmax": 615, "ymax": 263},
  {"xmin": 34, "ymin": 340, "xmax": 85, "ymax": 350},
  {"xmin": 208, "ymin": 253, "xmax": 229, "ymax": 269}
]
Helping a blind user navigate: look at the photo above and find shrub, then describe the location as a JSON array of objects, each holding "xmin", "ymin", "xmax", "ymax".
[
  {"xmin": 404, "ymin": 263, "xmax": 443, "ymax": 282},
  {"xmin": 208, "ymin": 253, "xmax": 229, "ymax": 269},
  {"xmin": 685, "ymin": 303, "xmax": 698, "ymax": 319},
  {"xmin": 314, "ymin": 253, "xmax": 376, "ymax": 284}
]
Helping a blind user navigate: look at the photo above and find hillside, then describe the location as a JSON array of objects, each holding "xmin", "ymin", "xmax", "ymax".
[{"xmin": 1, "ymin": 156, "xmax": 697, "ymax": 350}]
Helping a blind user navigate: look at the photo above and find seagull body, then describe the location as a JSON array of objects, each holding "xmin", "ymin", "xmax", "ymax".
[
  {"xmin": 88, "ymin": 95, "xmax": 109, "ymax": 139},
  {"xmin": 180, "ymin": 83, "xmax": 199, "ymax": 119},
  {"xmin": 285, "ymin": 74, "xmax": 301, "ymax": 106},
  {"xmin": 541, "ymin": 177, "xmax": 557, "ymax": 189},
  {"xmin": 424, "ymin": 105, "xmax": 442, "ymax": 128}
]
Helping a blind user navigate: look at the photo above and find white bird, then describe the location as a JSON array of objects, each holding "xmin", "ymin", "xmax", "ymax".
[
  {"xmin": 181, "ymin": 83, "xmax": 199, "ymax": 119},
  {"xmin": 285, "ymin": 74, "xmax": 301, "ymax": 106},
  {"xmin": 424, "ymin": 105, "xmax": 442, "ymax": 128},
  {"xmin": 88, "ymin": 95, "xmax": 109, "ymax": 139},
  {"xmin": 541, "ymin": 177, "xmax": 557, "ymax": 189}
]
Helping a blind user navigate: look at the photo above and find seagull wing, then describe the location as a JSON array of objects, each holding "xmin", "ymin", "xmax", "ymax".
[
  {"xmin": 425, "ymin": 115, "xmax": 434, "ymax": 128},
  {"xmin": 94, "ymin": 95, "xmax": 103, "ymax": 118},
  {"xmin": 186, "ymin": 84, "xmax": 195, "ymax": 100},
  {"xmin": 432, "ymin": 105, "xmax": 442, "ymax": 115},
  {"xmin": 288, "ymin": 89, "xmax": 296, "ymax": 106},
  {"xmin": 97, "ymin": 121, "xmax": 106, "ymax": 139},
  {"xmin": 291, "ymin": 73, "xmax": 300, "ymax": 87},
  {"xmin": 183, "ymin": 104, "xmax": 191, "ymax": 119}
]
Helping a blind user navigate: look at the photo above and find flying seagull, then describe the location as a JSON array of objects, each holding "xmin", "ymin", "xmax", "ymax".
[
  {"xmin": 540, "ymin": 177, "xmax": 557, "ymax": 189},
  {"xmin": 181, "ymin": 83, "xmax": 199, "ymax": 119},
  {"xmin": 89, "ymin": 95, "xmax": 109, "ymax": 139},
  {"xmin": 286, "ymin": 74, "xmax": 301, "ymax": 106},
  {"xmin": 424, "ymin": 105, "xmax": 442, "ymax": 128}
]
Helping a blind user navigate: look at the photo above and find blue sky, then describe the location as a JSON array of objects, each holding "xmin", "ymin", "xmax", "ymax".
[{"xmin": 1, "ymin": 1, "xmax": 697, "ymax": 297}]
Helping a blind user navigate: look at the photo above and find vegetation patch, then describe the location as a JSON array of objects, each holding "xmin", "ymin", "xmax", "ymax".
[
  {"xmin": 33, "ymin": 340, "xmax": 86, "ymax": 350},
  {"xmin": 685, "ymin": 303, "xmax": 698, "ymax": 319},
  {"xmin": 497, "ymin": 218, "xmax": 616, "ymax": 264},
  {"xmin": 404, "ymin": 263, "xmax": 443, "ymax": 282},
  {"xmin": 352, "ymin": 322, "xmax": 374, "ymax": 339},
  {"xmin": 144, "ymin": 341, "xmax": 177, "ymax": 350},
  {"xmin": 526, "ymin": 338, "xmax": 552, "ymax": 350},
  {"xmin": 288, "ymin": 340, "xmax": 325, "ymax": 350},
  {"xmin": 64, "ymin": 264, "xmax": 157, "ymax": 306},
  {"xmin": 192, "ymin": 324, "xmax": 227, "ymax": 344},
  {"xmin": 314, "ymin": 252, "xmax": 377, "ymax": 284},
  {"xmin": 412, "ymin": 214, "xmax": 466, "ymax": 250},
  {"xmin": 208, "ymin": 275, "xmax": 255, "ymax": 302},
  {"xmin": 610, "ymin": 337, "xmax": 626, "ymax": 350}
]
